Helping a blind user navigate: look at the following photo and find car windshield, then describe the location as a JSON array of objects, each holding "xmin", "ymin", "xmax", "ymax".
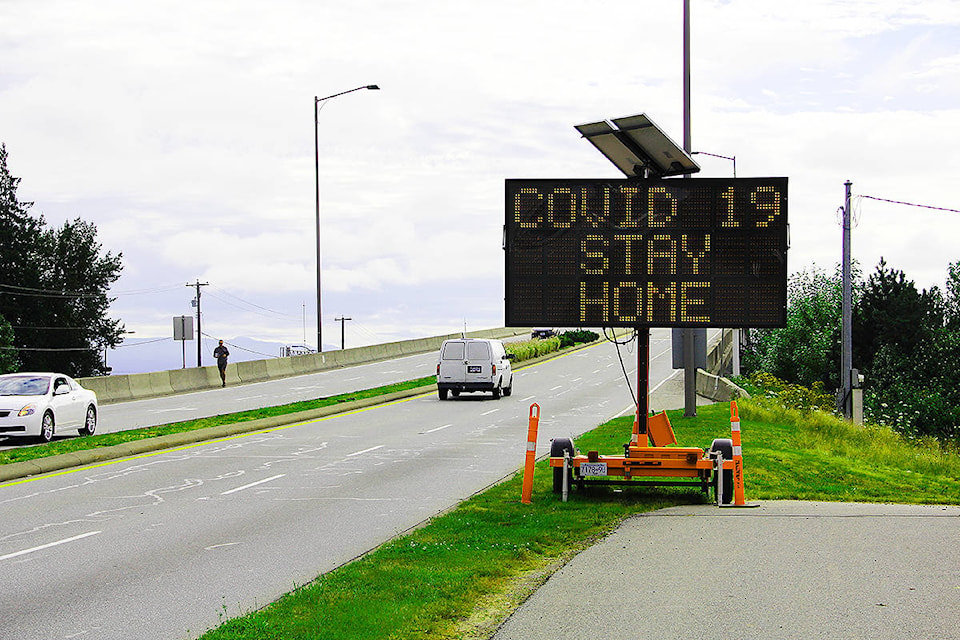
[{"xmin": 0, "ymin": 375, "xmax": 51, "ymax": 396}]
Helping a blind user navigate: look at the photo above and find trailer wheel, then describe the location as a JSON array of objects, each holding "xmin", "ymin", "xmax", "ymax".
[
  {"xmin": 710, "ymin": 438, "xmax": 734, "ymax": 504},
  {"xmin": 550, "ymin": 437, "xmax": 576, "ymax": 494}
]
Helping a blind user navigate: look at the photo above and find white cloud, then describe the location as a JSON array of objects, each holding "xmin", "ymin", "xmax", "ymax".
[{"xmin": 3, "ymin": 0, "xmax": 960, "ymax": 358}]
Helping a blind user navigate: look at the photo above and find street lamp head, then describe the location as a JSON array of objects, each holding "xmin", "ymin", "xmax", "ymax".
[{"xmin": 366, "ymin": 84, "xmax": 380, "ymax": 90}]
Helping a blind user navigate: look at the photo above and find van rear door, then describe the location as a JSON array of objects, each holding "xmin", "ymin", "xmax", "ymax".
[
  {"xmin": 439, "ymin": 340, "xmax": 466, "ymax": 384},
  {"xmin": 464, "ymin": 340, "xmax": 493, "ymax": 385}
]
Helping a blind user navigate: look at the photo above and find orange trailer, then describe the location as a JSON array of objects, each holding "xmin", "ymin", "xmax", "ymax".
[
  {"xmin": 548, "ymin": 328, "xmax": 737, "ymax": 505},
  {"xmin": 549, "ymin": 410, "xmax": 735, "ymax": 505}
]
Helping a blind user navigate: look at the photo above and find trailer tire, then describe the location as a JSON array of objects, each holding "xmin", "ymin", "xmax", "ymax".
[
  {"xmin": 550, "ymin": 437, "xmax": 576, "ymax": 494},
  {"xmin": 710, "ymin": 438, "xmax": 734, "ymax": 504}
]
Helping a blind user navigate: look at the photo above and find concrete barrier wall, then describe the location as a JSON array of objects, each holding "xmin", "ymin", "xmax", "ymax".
[
  {"xmin": 80, "ymin": 327, "xmax": 532, "ymax": 404},
  {"xmin": 697, "ymin": 329, "xmax": 749, "ymax": 402},
  {"xmin": 79, "ymin": 326, "xmax": 747, "ymax": 405}
]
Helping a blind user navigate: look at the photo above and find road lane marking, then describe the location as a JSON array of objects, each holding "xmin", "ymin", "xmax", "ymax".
[
  {"xmin": 1, "ymin": 530, "xmax": 101, "ymax": 562},
  {"xmin": 422, "ymin": 424, "xmax": 453, "ymax": 434},
  {"xmin": 221, "ymin": 474, "xmax": 285, "ymax": 495},
  {"xmin": 481, "ymin": 409, "xmax": 499, "ymax": 415},
  {"xmin": 550, "ymin": 385, "xmax": 563, "ymax": 391},
  {"xmin": 347, "ymin": 445, "xmax": 384, "ymax": 457}
]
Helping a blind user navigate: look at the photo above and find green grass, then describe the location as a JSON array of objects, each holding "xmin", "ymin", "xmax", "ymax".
[
  {"xmin": 0, "ymin": 376, "xmax": 437, "ymax": 466},
  {"xmin": 196, "ymin": 399, "xmax": 960, "ymax": 640}
]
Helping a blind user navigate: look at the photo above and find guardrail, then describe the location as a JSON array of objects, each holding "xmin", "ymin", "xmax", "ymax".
[{"xmin": 80, "ymin": 327, "xmax": 533, "ymax": 404}]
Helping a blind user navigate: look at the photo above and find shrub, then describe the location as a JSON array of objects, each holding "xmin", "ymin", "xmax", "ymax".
[
  {"xmin": 558, "ymin": 330, "xmax": 599, "ymax": 348},
  {"xmin": 736, "ymin": 371, "xmax": 835, "ymax": 414}
]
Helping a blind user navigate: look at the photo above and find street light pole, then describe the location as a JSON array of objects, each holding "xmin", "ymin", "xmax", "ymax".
[
  {"xmin": 682, "ymin": 0, "xmax": 697, "ymax": 417},
  {"xmin": 692, "ymin": 150, "xmax": 739, "ymax": 376},
  {"xmin": 314, "ymin": 84, "xmax": 379, "ymax": 353}
]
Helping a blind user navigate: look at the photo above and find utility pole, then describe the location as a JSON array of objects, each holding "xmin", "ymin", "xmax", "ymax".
[
  {"xmin": 187, "ymin": 280, "xmax": 209, "ymax": 367},
  {"xmin": 840, "ymin": 181, "xmax": 853, "ymax": 418},
  {"xmin": 334, "ymin": 316, "xmax": 352, "ymax": 350}
]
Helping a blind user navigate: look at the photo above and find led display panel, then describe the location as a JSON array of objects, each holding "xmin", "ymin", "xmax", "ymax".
[{"xmin": 504, "ymin": 178, "xmax": 788, "ymax": 328}]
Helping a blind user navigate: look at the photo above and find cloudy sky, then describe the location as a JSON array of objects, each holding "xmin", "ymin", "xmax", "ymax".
[{"xmin": 2, "ymin": 0, "xmax": 959, "ymax": 364}]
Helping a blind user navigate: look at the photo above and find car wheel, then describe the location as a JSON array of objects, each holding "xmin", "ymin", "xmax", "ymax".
[
  {"xmin": 503, "ymin": 378, "xmax": 513, "ymax": 397},
  {"xmin": 438, "ymin": 388, "xmax": 448, "ymax": 400},
  {"xmin": 39, "ymin": 412, "xmax": 55, "ymax": 443},
  {"xmin": 492, "ymin": 382, "xmax": 502, "ymax": 399},
  {"xmin": 710, "ymin": 438, "xmax": 734, "ymax": 504},
  {"xmin": 80, "ymin": 405, "xmax": 97, "ymax": 436},
  {"xmin": 551, "ymin": 437, "xmax": 576, "ymax": 494}
]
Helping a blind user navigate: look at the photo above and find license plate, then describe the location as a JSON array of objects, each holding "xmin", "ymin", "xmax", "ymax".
[
  {"xmin": 467, "ymin": 366, "xmax": 482, "ymax": 373},
  {"xmin": 580, "ymin": 462, "xmax": 608, "ymax": 477}
]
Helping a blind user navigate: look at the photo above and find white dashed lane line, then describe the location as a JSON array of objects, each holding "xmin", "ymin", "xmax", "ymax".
[
  {"xmin": 1, "ymin": 531, "xmax": 102, "ymax": 562},
  {"xmin": 220, "ymin": 474, "xmax": 286, "ymax": 495}
]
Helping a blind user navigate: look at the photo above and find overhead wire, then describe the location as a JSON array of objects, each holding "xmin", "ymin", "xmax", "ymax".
[{"xmin": 858, "ymin": 194, "xmax": 960, "ymax": 214}]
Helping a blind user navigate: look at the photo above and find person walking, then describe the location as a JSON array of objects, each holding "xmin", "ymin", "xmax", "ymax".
[{"xmin": 213, "ymin": 339, "xmax": 230, "ymax": 387}]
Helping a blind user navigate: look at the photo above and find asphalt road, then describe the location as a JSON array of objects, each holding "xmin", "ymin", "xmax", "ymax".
[
  {"xmin": 493, "ymin": 501, "xmax": 960, "ymax": 640},
  {"xmin": 0, "ymin": 332, "xmax": 676, "ymax": 640}
]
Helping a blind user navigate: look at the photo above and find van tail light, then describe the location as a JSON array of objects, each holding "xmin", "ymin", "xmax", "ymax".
[
  {"xmin": 492, "ymin": 363, "xmax": 497, "ymax": 376},
  {"xmin": 436, "ymin": 364, "xmax": 440, "ymax": 376}
]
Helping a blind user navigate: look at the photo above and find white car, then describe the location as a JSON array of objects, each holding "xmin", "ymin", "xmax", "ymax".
[{"xmin": 0, "ymin": 373, "xmax": 99, "ymax": 443}]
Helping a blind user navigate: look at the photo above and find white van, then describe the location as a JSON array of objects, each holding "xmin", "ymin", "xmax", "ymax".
[{"xmin": 436, "ymin": 338, "xmax": 514, "ymax": 400}]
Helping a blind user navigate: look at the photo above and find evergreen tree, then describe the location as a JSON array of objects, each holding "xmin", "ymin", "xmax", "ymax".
[
  {"xmin": 853, "ymin": 258, "xmax": 943, "ymax": 382},
  {"xmin": 0, "ymin": 144, "xmax": 124, "ymax": 377},
  {"xmin": 0, "ymin": 313, "xmax": 16, "ymax": 373}
]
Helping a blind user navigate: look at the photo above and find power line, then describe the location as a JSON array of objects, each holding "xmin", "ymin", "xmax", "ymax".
[
  {"xmin": 200, "ymin": 332, "xmax": 278, "ymax": 359},
  {"xmin": 0, "ymin": 345, "xmax": 97, "ymax": 352},
  {"xmin": 111, "ymin": 337, "xmax": 171, "ymax": 348},
  {"xmin": 0, "ymin": 283, "xmax": 106, "ymax": 299},
  {"xmin": 858, "ymin": 194, "xmax": 960, "ymax": 214},
  {"xmin": 205, "ymin": 286, "xmax": 300, "ymax": 321}
]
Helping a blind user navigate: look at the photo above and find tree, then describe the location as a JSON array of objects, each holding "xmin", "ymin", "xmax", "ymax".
[
  {"xmin": 853, "ymin": 258, "xmax": 943, "ymax": 383},
  {"xmin": 0, "ymin": 313, "xmax": 16, "ymax": 373},
  {"xmin": 742, "ymin": 264, "xmax": 845, "ymax": 389},
  {"xmin": 0, "ymin": 144, "xmax": 124, "ymax": 377},
  {"xmin": 943, "ymin": 260, "xmax": 960, "ymax": 333},
  {"xmin": 853, "ymin": 259, "xmax": 958, "ymax": 440}
]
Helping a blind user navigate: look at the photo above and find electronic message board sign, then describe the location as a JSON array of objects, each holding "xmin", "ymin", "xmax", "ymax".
[{"xmin": 504, "ymin": 178, "xmax": 788, "ymax": 328}]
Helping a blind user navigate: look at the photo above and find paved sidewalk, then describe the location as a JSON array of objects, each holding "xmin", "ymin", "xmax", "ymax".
[{"xmin": 493, "ymin": 501, "xmax": 960, "ymax": 640}]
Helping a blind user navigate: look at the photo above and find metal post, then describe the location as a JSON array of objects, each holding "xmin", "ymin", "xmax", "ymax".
[
  {"xmin": 682, "ymin": 0, "xmax": 697, "ymax": 417},
  {"xmin": 638, "ymin": 328, "xmax": 649, "ymax": 443},
  {"xmin": 314, "ymin": 97, "xmax": 322, "ymax": 353},
  {"xmin": 840, "ymin": 180, "xmax": 853, "ymax": 419}
]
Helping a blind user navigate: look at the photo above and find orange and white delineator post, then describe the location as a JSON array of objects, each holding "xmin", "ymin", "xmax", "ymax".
[
  {"xmin": 730, "ymin": 400, "xmax": 746, "ymax": 506},
  {"xmin": 520, "ymin": 403, "xmax": 540, "ymax": 504}
]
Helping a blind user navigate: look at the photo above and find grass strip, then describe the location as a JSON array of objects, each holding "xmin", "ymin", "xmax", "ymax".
[
  {"xmin": 0, "ymin": 376, "xmax": 436, "ymax": 466},
  {"xmin": 197, "ymin": 398, "xmax": 960, "ymax": 640}
]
